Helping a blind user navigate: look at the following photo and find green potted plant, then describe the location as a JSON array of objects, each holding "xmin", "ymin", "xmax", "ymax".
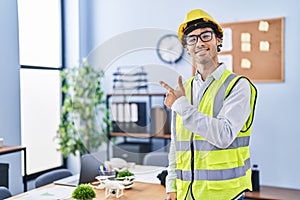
[
  {"xmin": 72, "ymin": 184, "xmax": 96, "ymax": 200},
  {"xmin": 116, "ymin": 169, "xmax": 135, "ymax": 189},
  {"xmin": 55, "ymin": 58, "xmax": 110, "ymax": 157},
  {"xmin": 116, "ymin": 169, "xmax": 134, "ymax": 179}
]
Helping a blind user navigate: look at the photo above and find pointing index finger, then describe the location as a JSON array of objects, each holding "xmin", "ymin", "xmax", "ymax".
[
  {"xmin": 178, "ymin": 76, "xmax": 184, "ymax": 91},
  {"xmin": 159, "ymin": 81, "xmax": 174, "ymax": 92}
]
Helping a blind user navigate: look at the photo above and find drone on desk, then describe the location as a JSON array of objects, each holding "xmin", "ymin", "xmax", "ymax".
[
  {"xmin": 104, "ymin": 179, "xmax": 125, "ymax": 199},
  {"xmin": 93, "ymin": 176, "xmax": 126, "ymax": 199},
  {"xmin": 92, "ymin": 159, "xmax": 135, "ymax": 199},
  {"xmin": 92, "ymin": 174, "xmax": 135, "ymax": 199}
]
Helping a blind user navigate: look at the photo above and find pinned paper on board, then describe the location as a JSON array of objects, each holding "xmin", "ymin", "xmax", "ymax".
[
  {"xmin": 218, "ymin": 54, "xmax": 233, "ymax": 71},
  {"xmin": 241, "ymin": 58, "xmax": 251, "ymax": 69},
  {"xmin": 241, "ymin": 43, "xmax": 251, "ymax": 52},
  {"xmin": 222, "ymin": 28, "xmax": 233, "ymax": 52},
  {"xmin": 260, "ymin": 41, "xmax": 270, "ymax": 51},
  {"xmin": 241, "ymin": 33, "xmax": 251, "ymax": 52},
  {"xmin": 241, "ymin": 33, "xmax": 251, "ymax": 42},
  {"xmin": 258, "ymin": 21, "xmax": 269, "ymax": 32}
]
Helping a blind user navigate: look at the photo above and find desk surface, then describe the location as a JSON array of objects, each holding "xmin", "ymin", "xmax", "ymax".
[
  {"xmin": 8, "ymin": 183, "xmax": 300, "ymax": 200},
  {"xmin": 93, "ymin": 181, "xmax": 166, "ymax": 200},
  {"xmin": 7, "ymin": 182, "xmax": 166, "ymax": 200},
  {"xmin": 7, "ymin": 162, "xmax": 300, "ymax": 200},
  {"xmin": 0, "ymin": 145, "xmax": 26, "ymax": 154},
  {"xmin": 7, "ymin": 165, "xmax": 167, "ymax": 200},
  {"xmin": 245, "ymin": 185, "xmax": 300, "ymax": 200}
]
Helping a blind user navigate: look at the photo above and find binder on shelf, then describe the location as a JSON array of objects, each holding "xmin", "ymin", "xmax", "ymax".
[
  {"xmin": 130, "ymin": 103, "xmax": 138, "ymax": 122},
  {"xmin": 111, "ymin": 103, "xmax": 118, "ymax": 121},
  {"xmin": 111, "ymin": 102, "xmax": 147, "ymax": 133},
  {"xmin": 150, "ymin": 107, "xmax": 170, "ymax": 135},
  {"xmin": 117, "ymin": 103, "xmax": 124, "ymax": 122},
  {"xmin": 123, "ymin": 103, "xmax": 131, "ymax": 123}
]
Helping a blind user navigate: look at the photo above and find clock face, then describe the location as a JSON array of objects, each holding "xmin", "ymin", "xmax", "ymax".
[{"xmin": 157, "ymin": 34, "xmax": 184, "ymax": 64}]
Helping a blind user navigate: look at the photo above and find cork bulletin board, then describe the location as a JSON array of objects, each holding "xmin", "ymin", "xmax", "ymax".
[{"xmin": 219, "ymin": 17, "xmax": 284, "ymax": 82}]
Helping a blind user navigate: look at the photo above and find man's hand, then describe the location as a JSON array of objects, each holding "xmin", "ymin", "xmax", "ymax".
[
  {"xmin": 165, "ymin": 192, "xmax": 177, "ymax": 200},
  {"xmin": 159, "ymin": 76, "xmax": 186, "ymax": 108}
]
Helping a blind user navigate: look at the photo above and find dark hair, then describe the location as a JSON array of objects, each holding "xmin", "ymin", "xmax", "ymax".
[{"xmin": 182, "ymin": 19, "xmax": 223, "ymax": 52}]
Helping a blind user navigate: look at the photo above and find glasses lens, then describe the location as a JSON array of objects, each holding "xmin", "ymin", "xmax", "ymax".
[
  {"xmin": 186, "ymin": 35, "xmax": 197, "ymax": 45},
  {"xmin": 200, "ymin": 31, "xmax": 212, "ymax": 42}
]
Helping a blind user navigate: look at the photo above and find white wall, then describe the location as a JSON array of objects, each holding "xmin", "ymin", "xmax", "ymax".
[
  {"xmin": 79, "ymin": 0, "xmax": 300, "ymax": 189},
  {"xmin": 0, "ymin": 0, "xmax": 22, "ymax": 194}
]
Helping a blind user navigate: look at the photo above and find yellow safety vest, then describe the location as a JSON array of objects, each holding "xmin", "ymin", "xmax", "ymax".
[{"xmin": 175, "ymin": 69, "xmax": 257, "ymax": 200}]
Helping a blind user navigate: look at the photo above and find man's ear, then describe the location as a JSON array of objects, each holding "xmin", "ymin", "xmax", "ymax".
[{"xmin": 216, "ymin": 37, "xmax": 222, "ymax": 47}]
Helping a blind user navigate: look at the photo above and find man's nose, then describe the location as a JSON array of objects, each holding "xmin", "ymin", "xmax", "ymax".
[{"xmin": 196, "ymin": 36, "xmax": 205, "ymax": 46}]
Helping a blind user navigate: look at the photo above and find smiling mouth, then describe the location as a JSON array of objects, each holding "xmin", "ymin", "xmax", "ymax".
[{"xmin": 195, "ymin": 48, "xmax": 208, "ymax": 55}]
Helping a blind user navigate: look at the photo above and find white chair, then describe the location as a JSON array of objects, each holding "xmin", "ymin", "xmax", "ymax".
[{"xmin": 143, "ymin": 151, "xmax": 169, "ymax": 167}]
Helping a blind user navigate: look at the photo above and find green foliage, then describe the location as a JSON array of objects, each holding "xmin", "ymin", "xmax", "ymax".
[
  {"xmin": 72, "ymin": 184, "xmax": 96, "ymax": 200},
  {"xmin": 116, "ymin": 169, "xmax": 134, "ymax": 178},
  {"xmin": 55, "ymin": 59, "xmax": 110, "ymax": 157}
]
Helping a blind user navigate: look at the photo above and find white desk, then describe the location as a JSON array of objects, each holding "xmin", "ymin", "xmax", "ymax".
[
  {"xmin": 6, "ymin": 185, "xmax": 75, "ymax": 200},
  {"xmin": 129, "ymin": 165, "xmax": 166, "ymax": 184}
]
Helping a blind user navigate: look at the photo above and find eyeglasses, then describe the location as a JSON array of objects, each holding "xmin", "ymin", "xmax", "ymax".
[{"xmin": 185, "ymin": 31, "xmax": 213, "ymax": 46}]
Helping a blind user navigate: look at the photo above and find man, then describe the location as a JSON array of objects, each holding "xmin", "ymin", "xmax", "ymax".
[{"xmin": 160, "ymin": 9, "xmax": 257, "ymax": 200}]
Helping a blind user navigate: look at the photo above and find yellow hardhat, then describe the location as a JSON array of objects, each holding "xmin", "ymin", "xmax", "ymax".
[{"xmin": 178, "ymin": 9, "xmax": 223, "ymax": 44}]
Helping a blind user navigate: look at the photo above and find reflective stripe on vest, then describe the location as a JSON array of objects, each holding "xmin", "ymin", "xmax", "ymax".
[
  {"xmin": 213, "ymin": 73, "xmax": 237, "ymax": 117},
  {"xmin": 176, "ymin": 157, "xmax": 251, "ymax": 181},
  {"xmin": 175, "ymin": 136, "xmax": 250, "ymax": 151}
]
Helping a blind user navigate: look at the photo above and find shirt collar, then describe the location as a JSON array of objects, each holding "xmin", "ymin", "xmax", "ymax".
[{"xmin": 195, "ymin": 63, "xmax": 226, "ymax": 82}]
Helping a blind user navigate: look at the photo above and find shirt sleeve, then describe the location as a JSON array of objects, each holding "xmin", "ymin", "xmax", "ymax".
[
  {"xmin": 171, "ymin": 78, "xmax": 251, "ymax": 149},
  {"xmin": 165, "ymin": 111, "xmax": 177, "ymax": 193}
]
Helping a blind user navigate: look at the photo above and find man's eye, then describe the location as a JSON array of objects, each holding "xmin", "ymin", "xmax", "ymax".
[
  {"xmin": 187, "ymin": 37, "xmax": 196, "ymax": 43},
  {"xmin": 202, "ymin": 35, "xmax": 210, "ymax": 39}
]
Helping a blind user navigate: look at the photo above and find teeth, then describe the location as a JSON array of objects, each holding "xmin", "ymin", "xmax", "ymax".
[{"xmin": 196, "ymin": 50, "xmax": 206, "ymax": 54}]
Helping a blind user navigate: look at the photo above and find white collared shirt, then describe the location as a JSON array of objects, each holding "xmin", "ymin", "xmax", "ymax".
[{"xmin": 166, "ymin": 63, "xmax": 251, "ymax": 193}]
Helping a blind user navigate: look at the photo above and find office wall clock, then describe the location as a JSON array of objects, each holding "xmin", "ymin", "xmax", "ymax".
[{"xmin": 156, "ymin": 34, "xmax": 184, "ymax": 64}]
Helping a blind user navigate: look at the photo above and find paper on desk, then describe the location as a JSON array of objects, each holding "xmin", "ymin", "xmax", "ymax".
[
  {"xmin": 14, "ymin": 185, "xmax": 74, "ymax": 200},
  {"xmin": 129, "ymin": 165, "xmax": 167, "ymax": 184}
]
